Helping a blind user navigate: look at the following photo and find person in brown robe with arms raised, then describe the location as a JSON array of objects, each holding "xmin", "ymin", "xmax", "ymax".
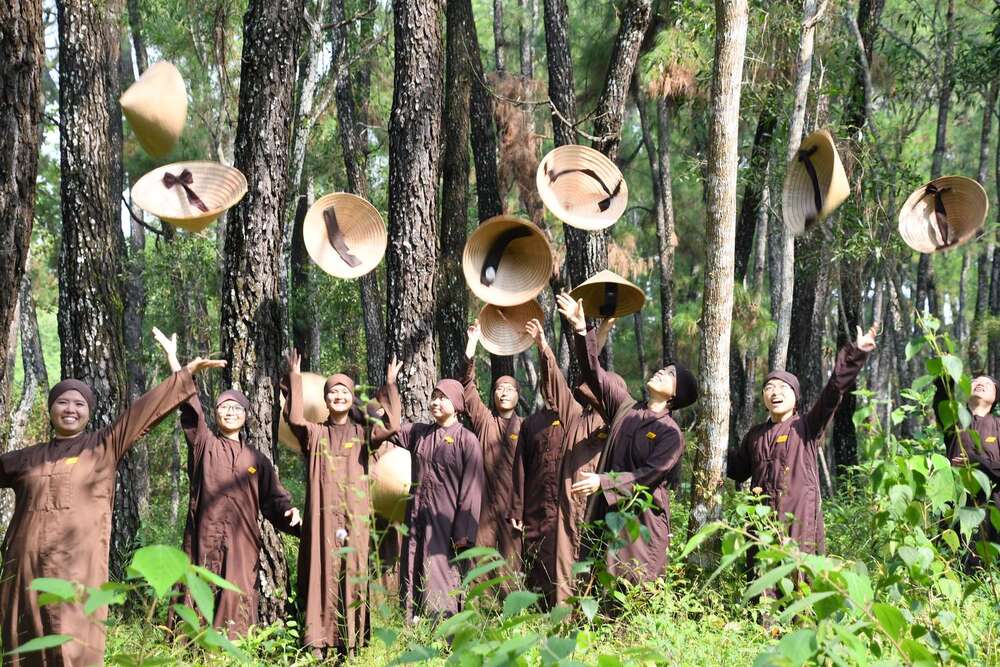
[
  {"xmin": 558, "ymin": 292, "xmax": 699, "ymax": 584},
  {"xmin": 516, "ymin": 317, "xmax": 616, "ymax": 605},
  {"xmin": 727, "ymin": 324, "xmax": 877, "ymax": 555},
  {"xmin": 283, "ymin": 349, "xmax": 401, "ymax": 659},
  {"xmin": 381, "ymin": 375, "xmax": 485, "ymax": 623},
  {"xmin": 154, "ymin": 329, "xmax": 302, "ymax": 638},
  {"xmin": 462, "ymin": 322, "xmax": 523, "ymax": 583},
  {"xmin": 0, "ymin": 332, "xmax": 223, "ymax": 667}
]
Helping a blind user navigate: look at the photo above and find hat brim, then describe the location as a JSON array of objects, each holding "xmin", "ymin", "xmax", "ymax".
[
  {"xmin": 462, "ymin": 215, "xmax": 553, "ymax": 306},
  {"xmin": 303, "ymin": 193, "xmax": 388, "ymax": 279},
  {"xmin": 131, "ymin": 161, "xmax": 247, "ymax": 232},
  {"xmin": 479, "ymin": 299, "xmax": 544, "ymax": 355},
  {"xmin": 277, "ymin": 372, "xmax": 330, "ymax": 453},
  {"xmin": 781, "ymin": 129, "xmax": 849, "ymax": 236},
  {"xmin": 569, "ymin": 270, "xmax": 646, "ymax": 318},
  {"xmin": 120, "ymin": 61, "xmax": 187, "ymax": 159},
  {"xmin": 898, "ymin": 176, "xmax": 989, "ymax": 254},
  {"xmin": 370, "ymin": 446, "xmax": 411, "ymax": 523},
  {"xmin": 536, "ymin": 145, "xmax": 629, "ymax": 231}
]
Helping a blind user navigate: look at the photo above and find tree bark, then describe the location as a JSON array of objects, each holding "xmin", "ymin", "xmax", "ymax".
[
  {"xmin": 518, "ymin": 0, "xmax": 535, "ymax": 77},
  {"xmin": 494, "ymin": 0, "xmax": 506, "ymax": 72},
  {"xmin": 125, "ymin": 0, "xmax": 148, "ymax": 74},
  {"xmin": 734, "ymin": 99, "xmax": 777, "ymax": 283},
  {"xmin": 688, "ymin": 0, "xmax": 748, "ymax": 549},
  {"xmin": 543, "ymin": 0, "xmax": 575, "ymax": 148},
  {"xmin": 437, "ymin": 0, "xmax": 473, "ymax": 380},
  {"xmin": 0, "ymin": 0, "xmax": 44, "ymax": 434},
  {"xmin": 386, "ymin": 0, "xmax": 444, "ymax": 420},
  {"xmin": 992, "ymin": 98, "xmax": 1000, "ymax": 377},
  {"xmin": 970, "ymin": 82, "xmax": 997, "ymax": 368},
  {"xmin": 221, "ymin": 0, "xmax": 304, "ymax": 621}
]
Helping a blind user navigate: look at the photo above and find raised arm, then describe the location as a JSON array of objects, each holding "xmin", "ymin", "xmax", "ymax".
[
  {"xmin": 104, "ymin": 367, "xmax": 200, "ymax": 462},
  {"xmin": 461, "ymin": 322, "xmax": 493, "ymax": 429},
  {"xmin": 528, "ymin": 318, "xmax": 580, "ymax": 426},
  {"xmin": 153, "ymin": 326, "xmax": 212, "ymax": 451},
  {"xmin": 804, "ymin": 325, "xmax": 876, "ymax": 437},
  {"xmin": 371, "ymin": 357, "xmax": 404, "ymax": 447},
  {"xmin": 282, "ymin": 348, "xmax": 316, "ymax": 452}
]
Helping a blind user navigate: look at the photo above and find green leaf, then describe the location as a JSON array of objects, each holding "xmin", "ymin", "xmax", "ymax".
[
  {"xmin": 547, "ymin": 603, "xmax": 573, "ymax": 626},
  {"xmin": 579, "ymin": 597, "xmax": 598, "ymax": 622},
  {"xmin": 540, "ymin": 635, "xmax": 577, "ymax": 665},
  {"xmin": 192, "ymin": 566, "xmax": 242, "ymax": 594},
  {"xmin": 941, "ymin": 529, "xmax": 961, "ymax": 552},
  {"xmin": 432, "ymin": 609, "xmax": 475, "ymax": 638},
  {"xmin": 743, "ymin": 562, "xmax": 797, "ymax": 602},
  {"xmin": 486, "ymin": 633, "xmax": 541, "ymax": 667},
  {"xmin": 679, "ymin": 521, "xmax": 724, "ymax": 559},
  {"xmin": 451, "ymin": 545, "xmax": 501, "ymax": 561},
  {"xmin": 5, "ymin": 634, "xmax": 74, "ymax": 655},
  {"xmin": 461, "ymin": 558, "xmax": 506, "ymax": 586},
  {"xmin": 872, "ymin": 602, "xmax": 906, "ymax": 641},
  {"xmin": 83, "ymin": 585, "xmax": 125, "ymax": 616},
  {"xmin": 201, "ymin": 628, "xmax": 249, "ymax": 662},
  {"xmin": 172, "ymin": 604, "xmax": 201, "ymax": 631},
  {"xmin": 502, "ymin": 590, "xmax": 540, "ymax": 618},
  {"xmin": 373, "ymin": 626, "xmax": 399, "ymax": 647},
  {"xmin": 29, "ymin": 578, "xmax": 77, "ymax": 602},
  {"xmin": 776, "ymin": 591, "xmax": 838, "ymax": 623},
  {"xmin": 185, "ymin": 570, "xmax": 215, "ymax": 623},
  {"xmin": 390, "ymin": 645, "xmax": 438, "ymax": 664},
  {"xmin": 957, "ymin": 506, "xmax": 986, "ymax": 539},
  {"xmin": 941, "ymin": 355, "xmax": 964, "ymax": 383},
  {"xmin": 900, "ymin": 638, "xmax": 936, "ymax": 667},
  {"xmin": 775, "ymin": 629, "xmax": 816, "ymax": 666},
  {"xmin": 905, "ymin": 337, "xmax": 925, "ymax": 361},
  {"xmin": 597, "ymin": 656, "xmax": 624, "ymax": 667},
  {"xmin": 840, "ymin": 570, "xmax": 873, "ymax": 607},
  {"xmin": 128, "ymin": 545, "xmax": 189, "ymax": 599}
]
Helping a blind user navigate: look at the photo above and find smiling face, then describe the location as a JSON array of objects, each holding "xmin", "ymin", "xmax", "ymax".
[
  {"xmin": 646, "ymin": 365, "xmax": 677, "ymax": 398},
  {"xmin": 763, "ymin": 379, "xmax": 797, "ymax": 420},
  {"xmin": 970, "ymin": 376, "xmax": 997, "ymax": 410},
  {"xmin": 429, "ymin": 389, "xmax": 456, "ymax": 423},
  {"xmin": 215, "ymin": 400, "xmax": 247, "ymax": 434},
  {"xmin": 493, "ymin": 381, "xmax": 519, "ymax": 412},
  {"xmin": 49, "ymin": 390, "xmax": 91, "ymax": 437},
  {"xmin": 325, "ymin": 384, "xmax": 354, "ymax": 416}
]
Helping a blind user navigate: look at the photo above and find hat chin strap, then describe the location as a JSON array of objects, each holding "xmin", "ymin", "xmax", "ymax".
[
  {"xmin": 546, "ymin": 162, "xmax": 623, "ymax": 212},
  {"xmin": 599, "ymin": 282, "xmax": 619, "ymax": 317},
  {"xmin": 323, "ymin": 207, "xmax": 363, "ymax": 267},
  {"xmin": 797, "ymin": 145, "xmax": 823, "ymax": 224},
  {"xmin": 480, "ymin": 226, "xmax": 532, "ymax": 286},
  {"xmin": 923, "ymin": 183, "xmax": 955, "ymax": 250}
]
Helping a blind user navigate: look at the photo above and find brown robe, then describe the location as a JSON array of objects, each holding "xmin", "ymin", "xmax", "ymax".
[
  {"xmin": 178, "ymin": 395, "xmax": 297, "ymax": 637},
  {"xmin": 576, "ymin": 329, "xmax": 681, "ymax": 584},
  {"xmin": 532, "ymin": 343, "xmax": 610, "ymax": 603},
  {"xmin": 382, "ymin": 383, "xmax": 485, "ymax": 621},
  {"xmin": 285, "ymin": 372, "xmax": 389, "ymax": 653},
  {"xmin": 727, "ymin": 344, "xmax": 868, "ymax": 554},
  {"xmin": 460, "ymin": 359, "xmax": 521, "ymax": 572},
  {"xmin": 0, "ymin": 369, "xmax": 196, "ymax": 667}
]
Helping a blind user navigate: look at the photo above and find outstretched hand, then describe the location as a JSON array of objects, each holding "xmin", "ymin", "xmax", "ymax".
[
  {"xmin": 525, "ymin": 318, "xmax": 547, "ymax": 350},
  {"xmin": 387, "ymin": 356, "xmax": 403, "ymax": 384},
  {"xmin": 185, "ymin": 357, "xmax": 226, "ymax": 375},
  {"xmin": 571, "ymin": 472, "xmax": 600, "ymax": 497},
  {"xmin": 152, "ymin": 327, "xmax": 181, "ymax": 372},
  {"xmin": 855, "ymin": 323, "xmax": 879, "ymax": 353},
  {"xmin": 556, "ymin": 292, "xmax": 587, "ymax": 334},
  {"xmin": 285, "ymin": 348, "xmax": 302, "ymax": 375},
  {"xmin": 285, "ymin": 507, "xmax": 302, "ymax": 528},
  {"xmin": 465, "ymin": 320, "xmax": 481, "ymax": 359}
]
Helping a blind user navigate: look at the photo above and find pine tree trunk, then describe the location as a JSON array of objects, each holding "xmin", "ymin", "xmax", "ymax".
[
  {"xmin": 221, "ymin": 0, "xmax": 304, "ymax": 621},
  {"xmin": 126, "ymin": 0, "xmax": 148, "ymax": 74},
  {"xmin": 518, "ymin": 0, "xmax": 534, "ymax": 77},
  {"xmin": 991, "ymin": 104, "xmax": 1000, "ymax": 377},
  {"xmin": 543, "ymin": 0, "xmax": 575, "ymax": 148},
  {"xmin": 970, "ymin": 82, "xmax": 997, "ymax": 368},
  {"xmin": 56, "ymin": 0, "xmax": 143, "ymax": 581},
  {"xmin": 494, "ymin": 0, "xmax": 506, "ymax": 72},
  {"xmin": 387, "ymin": 0, "xmax": 445, "ymax": 420},
  {"xmin": 734, "ymin": 100, "xmax": 776, "ymax": 283},
  {"xmin": 0, "ymin": 0, "xmax": 44, "ymax": 433},
  {"xmin": 438, "ymin": 0, "xmax": 473, "ymax": 380},
  {"xmin": 688, "ymin": 0, "xmax": 748, "ymax": 550},
  {"xmin": 656, "ymin": 98, "xmax": 677, "ymax": 363}
]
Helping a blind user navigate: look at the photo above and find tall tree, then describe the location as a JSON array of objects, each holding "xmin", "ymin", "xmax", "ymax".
[
  {"xmin": 331, "ymin": 0, "xmax": 387, "ymax": 384},
  {"xmin": 688, "ymin": 0, "xmax": 748, "ymax": 548},
  {"xmin": 437, "ymin": 0, "xmax": 473, "ymax": 379},
  {"xmin": 386, "ymin": 0, "xmax": 445, "ymax": 419},
  {"xmin": 971, "ymin": 82, "xmax": 997, "ymax": 368},
  {"xmin": 0, "ymin": 0, "xmax": 44, "ymax": 433},
  {"xmin": 494, "ymin": 0, "xmax": 506, "ymax": 72},
  {"xmin": 518, "ymin": 0, "xmax": 535, "ymax": 77},
  {"xmin": 220, "ymin": 0, "xmax": 305, "ymax": 621},
  {"xmin": 56, "ymin": 0, "xmax": 144, "ymax": 581}
]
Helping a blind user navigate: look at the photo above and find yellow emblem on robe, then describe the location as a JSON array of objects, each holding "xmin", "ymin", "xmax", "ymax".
[
  {"xmin": 445, "ymin": 435, "xmax": 454, "ymax": 444},
  {"xmin": 597, "ymin": 432, "xmax": 608, "ymax": 440},
  {"xmin": 988, "ymin": 436, "xmax": 997, "ymax": 443},
  {"xmin": 65, "ymin": 457, "xmax": 79, "ymax": 466},
  {"xmin": 344, "ymin": 439, "xmax": 355, "ymax": 449},
  {"xmin": 509, "ymin": 434, "xmax": 518, "ymax": 442},
  {"xmin": 776, "ymin": 435, "xmax": 789, "ymax": 443},
  {"xmin": 247, "ymin": 466, "xmax": 257, "ymax": 475},
  {"xmin": 551, "ymin": 420, "xmax": 561, "ymax": 427}
]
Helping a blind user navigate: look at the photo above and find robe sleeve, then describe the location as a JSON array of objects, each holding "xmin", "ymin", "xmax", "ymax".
[
  {"xmin": 598, "ymin": 425, "xmax": 684, "ymax": 506},
  {"xmin": 509, "ymin": 424, "xmax": 528, "ymax": 523},
  {"xmin": 178, "ymin": 393, "xmax": 213, "ymax": 459},
  {"xmin": 727, "ymin": 429, "xmax": 753, "ymax": 484},
  {"xmin": 103, "ymin": 368, "xmax": 197, "ymax": 463},
  {"xmin": 461, "ymin": 357, "xmax": 492, "ymax": 431},
  {"xmin": 803, "ymin": 344, "xmax": 869, "ymax": 439},
  {"xmin": 258, "ymin": 455, "xmax": 299, "ymax": 537},
  {"xmin": 575, "ymin": 328, "xmax": 630, "ymax": 419},
  {"xmin": 453, "ymin": 430, "xmax": 485, "ymax": 546},
  {"xmin": 370, "ymin": 382, "xmax": 401, "ymax": 448},
  {"xmin": 285, "ymin": 372, "xmax": 315, "ymax": 454},
  {"xmin": 539, "ymin": 343, "xmax": 581, "ymax": 426},
  {"xmin": 0, "ymin": 452, "xmax": 16, "ymax": 488}
]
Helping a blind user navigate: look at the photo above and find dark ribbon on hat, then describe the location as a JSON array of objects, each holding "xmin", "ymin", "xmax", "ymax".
[
  {"xmin": 923, "ymin": 183, "xmax": 954, "ymax": 249},
  {"xmin": 162, "ymin": 169, "xmax": 209, "ymax": 213},
  {"xmin": 322, "ymin": 207, "xmax": 363, "ymax": 267},
  {"xmin": 546, "ymin": 164, "xmax": 623, "ymax": 212},
  {"xmin": 797, "ymin": 145, "xmax": 823, "ymax": 221},
  {"xmin": 480, "ymin": 226, "xmax": 531, "ymax": 286},
  {"xmin": 599, "ymin": 282, "xmax": 619, "ymax": 318}
]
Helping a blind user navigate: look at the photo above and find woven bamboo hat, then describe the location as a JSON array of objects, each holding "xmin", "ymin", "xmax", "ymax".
[
  {"xmin": 569, "ymin": 270, "xmax": 646, "ymax": 318},
  {"xmin": 781, "ymin": 129, "xmax": 849, "ymax": 236},
  {"xmin": 371, "ymin": 446, "xmax": 411, "ymax": 523},
  {"xmin": 277, "ymin": 372, "xmax": 330, "ymax": 453},
  {"xmin": 479, "ymin": 299, "xmax": 544, "ymax": 355},
  {"xmin": 120, "ymin": 61, "xmax": 188, "ymax": 159},
  {"xmin": 303, "ymin": 193, "xmax": 387, "ymax": 279},
  {"xmin": 536, "ymin": 145, "xmax": 628, "ymax": 230},
  {"xmin": 131, "ymin": 161, "xmax": 247, "ymax": 233},
  {"xmin": 463, "ymin": 215, "xmax": 553, "ymax": 306},
  {"xmin": 898, "ymin": 176, "xmax": 988, "ymax": 254}
]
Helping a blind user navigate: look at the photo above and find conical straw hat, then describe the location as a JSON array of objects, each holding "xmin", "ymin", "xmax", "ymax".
[
  {"xmin": 536, "ymin": 145, "xmax": 628, "ymax": 230},
  {"xmin": 277, "ymin": 372, "xmax": 330, "ymax": 454},
  {"xmin": 569, "ymin": 270, "xmax": 646, "ymax": 318},
  {"xmin": 898, "ymin": 176, "xmax": 988, "ymax": 254},
  {"xmin": 479, "ymin": 299, "xmax": 544, "ymax": 355},
  {"xmin": 371, "ymin": 446, "xmax": 411, "ymax": 523},
  {"xmin": 303, "ymin": 193, "xmax": 387, "ymax": 279},
  {"xmin": 463, "ymin": 215, "xmax": 553, "ymax": 307},
  {"xmin": 781, "ymin": 129, "xmax": 850, "ymax": 236},
  {"xmin": 120, "ymin": 61, "xmax": 188, "ymax": 158},
  {"xmin": 131, "ymin": 161, "xmax": 247, "ymax": 233}
]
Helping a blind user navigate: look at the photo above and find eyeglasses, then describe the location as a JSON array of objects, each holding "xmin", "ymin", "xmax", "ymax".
[{"xmin": 218, "ymin": 404, "xmax": 246, "ymax": 414}]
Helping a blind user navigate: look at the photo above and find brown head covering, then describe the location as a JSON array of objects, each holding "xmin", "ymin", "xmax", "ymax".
[
  {"xmin": 764, "ymin": 370, "xmax": 801, "ymax": 402},
  {"xmin": 324, "ymin": 373, "xmax": 356, "ymax": 396},
  {"xmin": 668, "ymin": 363, "xmax": 699, "ymax": 411},
  {"xmin": 215, "ymin": 389, "xmax": 250, "ymax": 411},
  {"xmin": 434, "ymin": 379, "xmax": 465, "ymax": 413},
  {"xmin": 48, "ymin": 379, "xmax": 96, "ymax": 412}
]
